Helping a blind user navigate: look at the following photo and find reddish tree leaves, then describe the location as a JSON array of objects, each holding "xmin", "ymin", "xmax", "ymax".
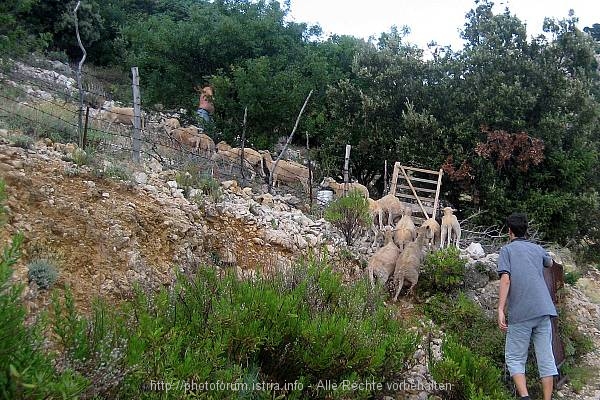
[{"xmin": 475, "ymin": 126, "xmax": 545, "ymax": 172}]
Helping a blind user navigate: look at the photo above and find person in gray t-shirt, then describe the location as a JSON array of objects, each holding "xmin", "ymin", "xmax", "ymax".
[{"xmin": 497, "ymin": 212, "xmax": 557, "ymax": 400}]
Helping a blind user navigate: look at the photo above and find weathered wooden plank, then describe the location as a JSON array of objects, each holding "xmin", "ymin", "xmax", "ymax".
[{"xmin": 397, "ymin": 184, "xmax": 437, "ymax": 194}]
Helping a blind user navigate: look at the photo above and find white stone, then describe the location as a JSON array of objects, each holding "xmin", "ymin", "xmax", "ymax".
[
  {"xmin": 133, "ymin": 171, "xmax": 148, "ymax": 185},
  {"xmin": 466, "ymin": 242, "xmax": 485, "ymax": 259},
  {"xmin": 166, "ymin": 180, "xmax": 178, "ymax": 189}
]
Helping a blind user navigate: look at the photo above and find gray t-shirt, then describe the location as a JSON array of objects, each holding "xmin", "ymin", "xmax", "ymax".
[{"xmin": 497, "ymin": 238, "xmax": 557, "ymax": 324}]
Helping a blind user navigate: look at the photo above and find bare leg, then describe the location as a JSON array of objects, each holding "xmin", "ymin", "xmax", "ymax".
[
  {"xmin": 541, "ymin": 376, "xmax": 553, "ymax": 400},
  {"xmin": 512, "ymin": 373, "xmax": 528, "ymax": 397},
  {"xmin": 393, "ymin": 276, "xmax": 404, "ymax": 301}
]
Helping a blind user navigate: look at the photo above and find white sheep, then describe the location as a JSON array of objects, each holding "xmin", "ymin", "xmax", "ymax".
[
  {"xmin": 160, "ymin": 117, "xmax": 180, "ymax": 134},
  {"xmin": 393, "ymin": 206, "xmax": 416, "ymax": 251},
  {"xmin": 421, "ymin": 218, "xmax": 441, "ymax": 250},
  {"xmin": 365, "ymin": 227, "xmax": 400, "ymax": 287},
  {"xmin": 392, "ymin": 226, "xmax": 428, "ymax": 301},
  {"xmin": 367, "ymin": 197, "xmax": 384, "ymax": 247},
  {"xmin": 320, "ymin": 177, "xmax": 369, "ymax": 199},
  {"xmin": 440, "ymin": 207, "xmax": 461, "ymax": 248},
  {"xmin": 99, "ymin": 106, "xmax": 144, "ymax": 131},
  {"xmin": 212, "ymin": 143, "xmax": 264, "ymax": 178},
  {"xmin": 376, "ymin": 193, "xmax": 405, "ymax": 226},
  {"xmin": 170, "ymin": 126, "xmax": 200, "ymax": 151},
  {"xmin": 197, "ymin": 133, "xmax": 215, "ymax": 156},
  {"xmin": 262, "ymin": 151, "xmax": 310, "ymax": 193}
]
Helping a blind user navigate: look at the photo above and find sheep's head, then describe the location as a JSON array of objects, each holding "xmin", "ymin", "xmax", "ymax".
[
  {"xmin": 381, "ymin": 226, "xmax": 394, "ymax": 244},
  {"xmin": 260, "ymin": 150, "xmax": 274, "ymax": 162},
  {"xmin": 442, "ymin": 206, "xmax": 455, "ymax": 215},
  {"xmin": 319, "ymin": 177, "xmax": 336, "ymax": 189},
  {"xmin": 415, "ymin": 226, "xmax": 429, "ymax": 248},
  {"xmin": 216, "ymin": 141, "xmax": 231, "ymax": 152}
]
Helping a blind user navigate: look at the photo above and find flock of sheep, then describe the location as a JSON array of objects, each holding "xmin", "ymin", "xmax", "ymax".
[
  {"xmin": 95, "ymin": 106, "xmax": 311, "ymax": 190},
  {"xmin": 318, "ymin": 179, "xmax": 462, "ymax": 300},
  {"xmin": 97, "ymin": 105, "xmax": 463, "ymax": 301}
]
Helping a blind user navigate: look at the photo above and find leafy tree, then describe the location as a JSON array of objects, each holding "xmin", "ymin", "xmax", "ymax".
[
  {"xmin": 583, "ymin": 23, "xmax": 600, "ymax": 41},
  {"xmin": 324, "ymin": 190, "xmax": 370, "ymax": 246},
  {"xmin": 0, "ymin": 0, "xmax": 50, "ymax": 56},
  {"xmin": 18, "ymin": 0, "xmax": 103, "ymax": 59}
]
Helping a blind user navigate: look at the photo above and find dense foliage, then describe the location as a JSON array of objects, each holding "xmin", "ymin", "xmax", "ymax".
[
  {"xmin": 324, "ymin": 190, "xmax": 371, "ymax": 245},
  {"xmin": 2, "ymin": 0, "xmax": 599, "ymax": 250},
  {"xmin": 3, "ymin": 256, "xmax": 419, "ymax": 398}
]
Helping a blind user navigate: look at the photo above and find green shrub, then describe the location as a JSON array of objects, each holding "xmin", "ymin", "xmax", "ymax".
[
  {"xmin": 424, "ymin": 292, "xmax": 505, "ymax": 367},
  {"xmin": 563, "ymin": 270, "xmax": 581, "ymax": 285},
  {"xmin": 10, "ymin": 134, "xmax": 34, "ymax": 149},
  {"xmin": 71, "ymin": 148, "xmax": 92, "ymax": 166},
  {"xmin": 116, "ymin": 259, "xmax": 418, "ymax": 399},
  {"xmin": 177, "ymin": 168, "xmax": 223, "ymax": 202},
  {"xmin": 105, "ymin": 163, "xmax": 130, "ymax": 181},
  {"xmin": 198, "ymin": 173, "xmax": 223, "ymax": 202},
  {"xmin": 324, "ymin": 190, "xmax": 370, "ymax": 245},
  {"xmin": 51, "ymin": 291, "xmax": 129, "ymax": 398},
  {"xmin": 430, "ymin": 335, "xmax": 512, "ymax": 400},
  {"xmin": 558, "ymin": 309, "xmax": 594, "ymax": 360},
  {"xmin": 1, "ymin": 234, "xmax": 88, "ymax": 398},
  {"xmin": 27, "ymin": 258, "xmax": 59, "ymax": 289},
  {"xmin": 418, "ymin": 246, "xmax": 466, "ymax": 295},
  {"xmin": 560, "ymin": 362, "xmax": 596, "ymax": 393}
]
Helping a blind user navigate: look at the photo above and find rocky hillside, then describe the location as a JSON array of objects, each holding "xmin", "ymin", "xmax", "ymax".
[
  {"xmin": 1, "ymin": 57, "xmax": 599, "ymax": 399},
  {"xmin": 1, "ymin": 132, "xmax": 599, "ymax": 399},
  {"xmin": 0, "ymin": 135, "xmax": 360, "ymax": 312}
]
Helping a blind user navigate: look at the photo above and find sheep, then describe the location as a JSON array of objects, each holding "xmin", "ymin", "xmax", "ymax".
[
  {"xmin": 198, "ymin": 133, "xmax": 216, "ymax": 156},
  {"xmin": 212, "ymin": 143, "xmax": 264, "ymax": 178},
  {"xmin": 320, "ymin": 177, "xmax": 369, "ymax": 199},
  {"xmin": 99, "ymin": 106, "xmax": 145, "ymax": 131},
  {"xmin": 376, "ymin": 193, "xmax": 405, "ymax": 226},
  {"xmin": 392, "ymin": 226, "xmax": 428, "ymax": 301},
  {"xmin": 170, "ymin": 126, "xmax": 200, "ymax": 151},
  {"xmin": 421, "ymin": 218, "xmax": 441, "ymax": 250},
  {"xmin": 168, "ymin": 126, "xmax": 215, "ymax": 156},
  {"xmin": 216, "ymin": 140, "xmax": 232, "ymax": 152},
  {"xmin": 262, "ymin": 150, "xmax": 310, "ymax": 193},
  {"xmin": 211, "ymin": 149, "xmax": 257, "ymax": 180},
  {"xmin": 365, "ymin": 226, "xmax": 400, "ymax": 287},
  {"xmin": 367, "ymin": 198, "xmax": 384, "ymax": 247},
  {"xmin": 393, "ymin": 206, "xmax": 416, "ymax": 251},
  {"xmin": 440, "ymin": 207, "xmax": 461, "ymax": 248},
  {"xmin": 159, "ymin": 117, "xmax": 180, "ymax": 134}
]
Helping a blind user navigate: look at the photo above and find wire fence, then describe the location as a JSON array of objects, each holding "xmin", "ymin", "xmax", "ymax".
[{"xmin": 0, "ymin": 72, "xmax": 322, "ymax": 207}]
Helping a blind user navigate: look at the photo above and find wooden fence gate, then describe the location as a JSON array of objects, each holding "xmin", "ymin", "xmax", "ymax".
[{"xmin": 389, "ymin": 162, "xmax": 444, "ymax": 222}]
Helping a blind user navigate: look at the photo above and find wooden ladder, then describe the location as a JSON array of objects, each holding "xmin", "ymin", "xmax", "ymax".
[{"xmin": 389, "ymin": 162, "xmax": 443, "ymax": 222}]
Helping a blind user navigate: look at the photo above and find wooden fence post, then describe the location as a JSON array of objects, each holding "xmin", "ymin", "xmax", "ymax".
[
  {"xmin": 83, "ymin": 106, "xmax": 89, "ymax": 150},
  {"xmin": 306, "ymin": 132, "xmax": 312, "ymax": 207},
  {"xmin": 73, "ymin": 1, "xmax": 86, "ymax": 148},
  {"xmin": 343, "ymin": 144, "xmax": 351, "ymax": 196},
  {"xmin": 131, "ymin": 67, "xmax": 141, "ymax": 163},
  {"xmin": 240, "ymin": 107, "xmax": 248, "ymax": 183},
  {"xmin": 384, "ymin": 160, "xmax": 388, "ymax": 195}
]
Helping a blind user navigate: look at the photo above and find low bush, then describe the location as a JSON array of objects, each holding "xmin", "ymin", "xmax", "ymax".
[
  {"xmin": 424, "ymin": 292, "xmax": 505, "ymax": 368},
  {"xmin": 417, "ymin": 246, "xmax": 466, "ymax": 295},
  {"xmin": 563, "ymin": 270, "xmax": 581, "ymax": 285},
  {"xmin": 430, "ymin": 335, "xmax": 512, "ymax": 400},
  {"xmin": 1, "ymin": 234, "xmax": 88, "ymax": 398},
  {"xmin": 10, "ymin": 134, "xmax": 34, "ymax": 149},
  {"xmin": 324, "ymin": 190, "xmax": 370, "ymax": 246},
  {"xmin": 115, "ymin": 260, "xmax": 418, "ymax": 398},
  {"xmin": 27, "ymin": 258, "xmax": 59, "ymax": 289}
]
